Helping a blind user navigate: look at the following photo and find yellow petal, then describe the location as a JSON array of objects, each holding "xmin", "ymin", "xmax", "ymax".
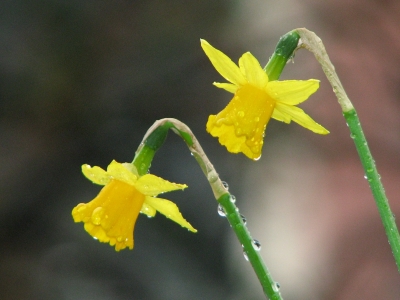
[
  {"xmin": 271, "ymin": 107, "xmax": 291, "ymax": 123},
  {"xmin": 207, "ymin": 116, "xmax": 260, "ymax": 160},
  {"xmin": 213, "ymin": 82, "xmax": 238, "ymax": 93},
  {"xmin": 122, "ymin": 162, "xmax": 139, "ymax": 177},
  {"xmin": 72, "ymin": 179, "xmax": 145, "ymax": 251},
  {"xmin": 200, "ymin": 39, "xmax": 247, "ymax": 86},
  {"xmin": 82, "ymin": 164, "xmax": 111, "ymax": 185},
  {"xmin": 106, "ymin": 160, "xmax": 137, "ymax": 186},
  {"xmin": 274, "ymin": 103, "xmax": 329, "ymax": 134},
  {"xmin": 238, "ymin": 52, "xmax": 269, "ymax": 89},
  {"xmin": 140, "ymin": 202, "xmax": 157, "ymax": 217},
  {"xmin": 145, "ymin": 197, "xmax": 197, "ymax": 232},
  {"xmin": 267, "ymin": 80, "xmax": 319, "ymax": 105},
  {"xmin": 135, "ymin": 174, "xmax": 187, "ymax": 196},
  {"xmin": 206, "ymin": 84, "xmax": 274, "ymax": 160}
]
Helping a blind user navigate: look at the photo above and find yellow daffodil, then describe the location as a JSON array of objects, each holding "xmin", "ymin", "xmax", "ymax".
[
  {"xmin": 72, "ymin": 160, "xmax": 196, "ymax": 251},
  {"xmin": 201, "ymin": 39, "xmax": 329, "ymax": 160}
]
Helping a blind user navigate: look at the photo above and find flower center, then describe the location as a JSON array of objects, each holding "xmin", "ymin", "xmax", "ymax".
[{"xmin": 225, "ymin": 84, "xmax": 275, "ymax": 136}]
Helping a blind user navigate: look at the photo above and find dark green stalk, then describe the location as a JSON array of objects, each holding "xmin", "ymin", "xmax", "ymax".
[
  {"xmin": 296, "ymin": 28, "xmax": 400, "ymax": 272},
  {"xmin": 134, "ymin": 118, "xmax": 281, "ymax": 299},
  {"xmin": 264, "ymin": 30, "xmax": 300, "ymax": 81},
  {"xmin": 345, "ymin": 109, "xmax": 400, "ymax": 271},
  {"xmin": 218, "ymin": 193, "xmax": 282, "ymax": 299}
]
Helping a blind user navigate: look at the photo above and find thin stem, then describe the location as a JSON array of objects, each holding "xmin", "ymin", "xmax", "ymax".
[
  {"xmin": 296, "ymin": 28, "xmax": 400, "ymax": 272},
  {"xmin": 345, "ymin": 110, "xmax": 400, "ymax": 271},
  {"xmin": 218, "ymin": 193, "xmax": 282, "ymax": 299},
  {"xmin": 136, "ymin": 118, "xmax": 281, "ymax": 299}
]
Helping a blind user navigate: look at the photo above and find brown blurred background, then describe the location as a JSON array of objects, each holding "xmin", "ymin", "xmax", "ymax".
[{"xmin": 1, "ymin": 1, "xmax": 399, "ymax": 299}]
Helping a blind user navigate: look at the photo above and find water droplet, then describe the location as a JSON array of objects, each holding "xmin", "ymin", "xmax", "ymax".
[
  {"xmin": 243, "ymin": 250, "xmax": 249, "ymax": 261},
  {"xmin": 117, "ymin": 236, "xmax": 123, "ymax": 242},
  {"xmin": 240, "ymin": 214, "xmax": 247, "ymax": 225},
  {"xmin": 216, "ymin": 118, "xmax": 224, "ymax": 126},
  {"xmin": 367, "ymin": 168, "xmax": 373, "ymax": 173},
  {"xmin": 251, "ymin": 146, "xmax": 259, "ymax": 153},
  {"xmin": 207, "ymin": 170, "xmax": 218, "ymax": 183},
  {"xmin": 237, "ymin": 111, "xmax": 245, "ymax": 118},
  {"xmin": 254, "ymin": 116, "xmax": 260, "ymax": 122},
  {"xmin": 272, "ymin": 282, "xmax": 280, "ymax": 292},
  {"xmin": 217, "ymin": 204, "xmax": 226, "ymax": 217},
  {"xmin": 230, "ymin": 195, "xmax": 236, "ymax": 203},
  {"xmin": 91, "ymin": 207, "xmax": 105, "ymax": 225},
  {"xmin": 252, "ymin": 239, "xmax": 261, "ymax": 251},
  {"xmin": 364, "ymin": 175, "xmax": 368, "ymax": 179},
  {"xmin": 222, "ymin": 181, "xmax": 229, "ymax": 190},
  {"xmin": 235, "ymin": 128, "xmax": 243, "ymax": 136},
  {"xmin": 350, "ymin": 133, "xmax": 356, "ymax": 139}
]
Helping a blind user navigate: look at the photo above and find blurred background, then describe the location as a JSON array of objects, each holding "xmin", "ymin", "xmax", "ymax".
[{"xmin": 1, "ymin": 0, "xmax": 400, "ymax": 299}]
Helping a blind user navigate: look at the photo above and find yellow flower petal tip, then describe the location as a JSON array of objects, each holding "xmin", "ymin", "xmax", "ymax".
[
  {"xmin": 201, "ymin": 40, "xmax": 329, "ymax": 160},
  {"xmin": 72, "ymin": 160, "xmax": 195, "ymax": 251}
]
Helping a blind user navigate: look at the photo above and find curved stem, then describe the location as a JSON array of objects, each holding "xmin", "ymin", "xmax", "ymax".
[
  {"xmin": 134, "ymin": 118, "xmax": 282, "ymax": 299},
  {"xmin": 296, "ymin": 28, "xmax": 400, "ymax": 272}
]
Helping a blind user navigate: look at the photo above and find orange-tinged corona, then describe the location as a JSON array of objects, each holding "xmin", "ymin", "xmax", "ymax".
[
  {"xmin": 201, "ymin": 39, "xmax": 329, "ymax": 160},
  {"xmin": 72, "ymin": 160, "xmax": 196, "ymax": 251}
]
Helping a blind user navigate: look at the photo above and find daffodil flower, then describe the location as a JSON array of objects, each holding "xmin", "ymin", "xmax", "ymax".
[
  {"xmin": 72, "ymin": 160, "xmax": 196, "ymax": 251},
  {"xmin": 201, "ymin": 39, "xmax": 329, "ymax": 160}
]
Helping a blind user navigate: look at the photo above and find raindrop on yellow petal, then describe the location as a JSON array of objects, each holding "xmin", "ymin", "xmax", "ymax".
[
  {"xmin": 237, "ymin": 111, "xmax": 244, "ymax": 118},
  {"xmin": 235, "ymin": 128, "xmax": 243, "ymax": 136},
  {"xmin": 73, "ymin": 203, "xmax": 85, "ymax": 213},
  {"xmin": 91, "ymin": 207, "xmax": 105, "ymax": 225}
]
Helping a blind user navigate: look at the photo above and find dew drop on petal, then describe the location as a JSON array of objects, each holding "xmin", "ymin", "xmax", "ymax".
[
  {"xmin": 252, "ymin": 239, "xmax": 261, "ymax": 251},
  {"xmin": 91, "ymin": 207, "xmax": 104, "ymax": 225},
  {"xmin": 76, "ymin": 203, "xmax": 86, "ymax": 213},
  {"xmin": 217, "ymin": 204, "xmax": 226, "ymax": 217},
  {"xmin": 237, "ymin": 111, "xmax": 245, "ymax": 118},
  {"xmin": 235, "ymin": 128, "xmax": 243, "ymax": 136}
]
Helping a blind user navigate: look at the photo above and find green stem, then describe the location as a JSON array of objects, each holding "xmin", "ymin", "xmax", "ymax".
[
  {"xmin": 345, "ymin": 109, "xmax": 400, "ymax": 271},
  {"xmin": 135, "ymin": 118, "xmax": 280, "ymax": 299},
  {"xmin": 296, "ymin": 28, "xmax": 400, "ymax": 272},
  {"xmin": 132, "ymin": 121, "xmax": 194, "ymax": 176},
  {"xmin": 264, "ymin": 30, "xmax": 300, "ymax": 81},
  {"xmin": 218, "ymin": 193, "xmax": 282, "ymax": 299}
]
